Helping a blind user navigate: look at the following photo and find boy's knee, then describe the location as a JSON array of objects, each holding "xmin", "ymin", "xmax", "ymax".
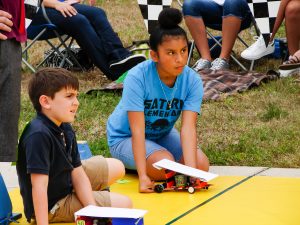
[
  {"xmin": 110, "ymin": 193, "xmax": 133, "ymax": 208},
  {"xmin": 107, "ymin": 158, "xmax": 125, "ymax": 178}
]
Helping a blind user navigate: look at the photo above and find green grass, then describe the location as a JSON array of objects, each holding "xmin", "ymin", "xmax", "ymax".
[{"xmin": 19, "ymin": 0, "xmax": 300, "ymax": 168}]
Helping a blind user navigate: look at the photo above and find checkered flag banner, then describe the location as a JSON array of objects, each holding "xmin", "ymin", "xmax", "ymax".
[
  {"xmin": 25, "ymin": 0, "xmax": 41, "ymax": 28},
  {"xmin": 247, "ymin": 0, "xmax": 280, "ymax": 47},
  {"xmin": 137, "ymin": 0, "xmax": 172, "ymax": 35}
]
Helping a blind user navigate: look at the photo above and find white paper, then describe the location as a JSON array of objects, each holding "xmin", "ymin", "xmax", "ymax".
[
  {"xmin": 153, "ymin": 159, "xmax": 218, "ymax": 182},
  {"xmin": 212, "ymin": 0, "xmax": 225, "ymax": 6},
  {"xmin": 75, "ymin": 205, "xmax": 147, "ymax": 219}
]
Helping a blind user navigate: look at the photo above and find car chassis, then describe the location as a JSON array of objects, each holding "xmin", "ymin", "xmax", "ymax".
[{"xmin": 154, "ymin": 169, "xmax": 210, "ymax": 194}]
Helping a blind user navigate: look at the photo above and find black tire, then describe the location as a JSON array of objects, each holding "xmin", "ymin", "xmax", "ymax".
[{"xmin": 154, "ymin": 184, "xmax": 164, "ymax": 193}]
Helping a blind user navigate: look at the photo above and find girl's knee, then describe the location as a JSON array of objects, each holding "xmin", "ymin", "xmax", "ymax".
[{"xmin": 147, "ymin": 149, "xmax": 174, "ymax": 163}]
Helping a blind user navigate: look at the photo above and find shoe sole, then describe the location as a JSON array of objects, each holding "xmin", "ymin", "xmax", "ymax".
[
  {"xmin": 278, "ymin": 63, "xmax": 300, "ymax": 70},
  {"xmin": 109, "ymin": 54, "xmax": 146, "ymax": 74}
]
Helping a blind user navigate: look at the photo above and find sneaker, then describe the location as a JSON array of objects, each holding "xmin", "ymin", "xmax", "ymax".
[
  {"xmin": 279, "ymin": 67, "xmax": 300, "ymax": 78},
  {"xmin": 210, "ymin": 58, "xmax": 229, "ymax": 70},
  {"xmin": 109, "ymin": 54, "xmax": 146, "ymax": 75},
  {"xmin": 193, "ymin": 58, "xmax": 211, "ymax": 71},
  {"xmin": 241, "ymin": 35, "xmax": 275, "ymax": 60}
]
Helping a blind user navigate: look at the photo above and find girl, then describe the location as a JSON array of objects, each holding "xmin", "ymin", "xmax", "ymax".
[{"xmin": 107, "ymin": 8, "xmax": 209, "ymax": 193}]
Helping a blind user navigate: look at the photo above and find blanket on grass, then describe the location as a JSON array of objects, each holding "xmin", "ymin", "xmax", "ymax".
[{"xmin": 86, "ymin": 69, "xmax": 279, "ymax": 101}]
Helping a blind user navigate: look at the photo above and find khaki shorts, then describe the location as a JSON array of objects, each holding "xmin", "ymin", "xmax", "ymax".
[{"xmin": 48, "ymin": 156, "xmax": 111, "ymax": 223}]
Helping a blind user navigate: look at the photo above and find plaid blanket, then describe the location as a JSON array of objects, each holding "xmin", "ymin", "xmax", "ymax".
[
  {"xmin": 200, "ymin": 69, "xmax": 278, "ymax": 101},
  {"xmin": 88, "ymin": 69, "xmax": 279, "ymax": 101}
]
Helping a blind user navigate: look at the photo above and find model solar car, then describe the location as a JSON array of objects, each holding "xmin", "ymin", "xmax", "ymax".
[{"xmin": 154, "ymin": 170, "xmax": 210, "ymax": 194}]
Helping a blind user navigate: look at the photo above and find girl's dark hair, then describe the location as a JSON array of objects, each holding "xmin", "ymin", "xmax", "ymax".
[
  {"xmin": 28, "ymin": 68, "xmax": 79, "ymax": 112},
  {"xmin": 149, "ymin": 8, "xmax": 188, "ymax": 51}
]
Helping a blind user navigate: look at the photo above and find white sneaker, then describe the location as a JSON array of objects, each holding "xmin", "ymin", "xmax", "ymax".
[
  {"xmin": 241, "ymin": 35, "xmax": 275, "ymax": 60},
  {"xmin": 279, "ymin": 68, "xmax": 300, "ymax": 78}
]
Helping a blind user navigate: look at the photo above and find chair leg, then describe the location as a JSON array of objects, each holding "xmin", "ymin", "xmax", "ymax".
[
  {"xmin": 187, "ymin": 40, "xmax": 195, "ymax": 66},
  {"xmin": 250, "ymin": 60, "xmax": 255, "ymax": 71},
  {"xmin": 53, "ymin": 30, "xmax": 84, "ymax": 71}
]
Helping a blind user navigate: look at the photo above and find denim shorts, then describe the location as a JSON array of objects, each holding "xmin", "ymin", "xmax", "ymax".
[
  {"xmin": 182, "ymin": 0, "xmax": 252, "ymax": 31},
  {"xmin": 109, "ymin": 128, "xmax": 183, "ymax": 170}
]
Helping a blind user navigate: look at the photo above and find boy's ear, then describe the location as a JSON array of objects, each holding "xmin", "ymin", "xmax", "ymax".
[
  {"xmin": 150, "ymin": 50, "xmax": 158, "ymax": 62},
  {"xmin": 39, "ymin": 95, "xmax": 51, "ymax": 110}
]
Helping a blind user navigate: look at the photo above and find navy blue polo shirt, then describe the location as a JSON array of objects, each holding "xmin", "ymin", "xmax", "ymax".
[{"xmin": 16, "ymin": 113, "xmax": 81, "ymax": 222}]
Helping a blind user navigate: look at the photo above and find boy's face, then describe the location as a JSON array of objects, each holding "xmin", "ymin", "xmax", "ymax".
[{"xmin": 41, "ymin": 87, "xmax": 79, "ymax": 126}]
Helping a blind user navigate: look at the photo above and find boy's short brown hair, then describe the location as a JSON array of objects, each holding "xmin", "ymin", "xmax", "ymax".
[{"xmin": 28, "ymin": 68, "xmax": 79, "ymax": 112}]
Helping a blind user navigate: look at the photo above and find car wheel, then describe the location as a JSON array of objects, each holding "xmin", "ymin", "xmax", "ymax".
[
  {"xmin": 188, "ymin": 186, "xmax": 195, "ymax": 194},
  {"xmin": 154, "ymin": 184, "xmax": 164, "ymax": 193}
]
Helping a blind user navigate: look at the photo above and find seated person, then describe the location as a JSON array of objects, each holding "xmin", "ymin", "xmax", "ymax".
[
  {"xmin": 107, "ymin": 8, "xmax": 209, "ymax": 193},
  {"xmin": 30, "ymin": 0, "xmax": 146, "ymax": 80},
  {"xmin": 183, "ymin": 0, "xmax": 253, "ymax": 71},
  {"xmin": 242, "ymin": 0, "xmax": 300, "ymax": 61},
  {"xmin": 16, "ymin": 68, "xmax": 132, "ymax": 224}
]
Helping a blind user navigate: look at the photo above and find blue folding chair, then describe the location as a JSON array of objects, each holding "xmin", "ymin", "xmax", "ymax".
[
  {"xmin": 0, "ymin": 174, "xmax": 22, "ymax": 225},
  {"xmin": 22, "ymin": 3, "xmax": 83, "ymax": 72}
]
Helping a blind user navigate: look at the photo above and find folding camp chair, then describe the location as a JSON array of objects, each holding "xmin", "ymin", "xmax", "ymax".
[
  {"xmin": 177, "ymin": 0, "xmax": 256, "ymax": 71},
  {"xmin": 0, "ymin": 173, "xmax": 22, "ymax": 225},
  {"xmin": 129, "ymin": 1, "xmax": 173, "ymax": 57},
  {"xmin": 22, "ymin": 3, "xmax": 83, "ymax": 72}
]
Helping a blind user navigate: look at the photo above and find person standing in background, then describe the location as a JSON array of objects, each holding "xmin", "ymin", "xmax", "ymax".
[{"xmin": 0, "ymin": 0, "xmax": 26, "ymax": 161}]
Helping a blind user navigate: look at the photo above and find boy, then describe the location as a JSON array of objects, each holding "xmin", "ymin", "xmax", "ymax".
[{"xmin": 17, "ymin": 68, "xmax": 132, "ymax": 225}]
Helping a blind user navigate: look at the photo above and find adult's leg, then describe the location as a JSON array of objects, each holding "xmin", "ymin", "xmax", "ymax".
[
  {"xmin": 0, "ymin": 40, "xmax": 21, "ymax": 162},
  {"xmin": 220, "ymin": 0, "xmax": 252, "ymax": 60},
  {"xmin": 183, "ymin": 0, "xmax": 223, "ymax": 61},
  {"xmin": 74, "ymin": 4, "xmax": 130, "ymax": 62},
  {"xmin": 285, "ymin": 0, "xmax": 300, "ymax": 55},
  {"xmin": 31, "ymin": 6, "xmax": 115, "ymax": 79}
]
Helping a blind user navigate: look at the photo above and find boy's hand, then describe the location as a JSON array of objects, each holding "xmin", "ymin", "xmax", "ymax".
[
  {"xmin": 139, "ymin": 175, "xmax": 154, "ymax": 193},
  {"xmin": 55, "ymin": 1, "xmax": 77, "ymax": 17},
  {"xmin": 0, "ymin": 10, "xmax": 13, "ymax": 40}
]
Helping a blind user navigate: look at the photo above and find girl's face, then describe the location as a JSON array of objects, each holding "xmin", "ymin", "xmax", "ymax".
[{"xmin": 151, "ymin": 36, "xmax": 188, "ymax": 80}]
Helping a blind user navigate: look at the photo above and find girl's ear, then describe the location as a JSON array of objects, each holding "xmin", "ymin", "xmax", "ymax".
[
  {"xmin": 150, "ymin": 50, "xmax": 159, "ymax": 62},
  {"xmin": 39, "ymin": 95, "xmax": 51, "ymax": 110}
]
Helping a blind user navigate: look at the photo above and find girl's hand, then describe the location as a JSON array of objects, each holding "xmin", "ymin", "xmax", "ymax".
[
  {"xmin": 139, "ymin": 175, "xmax": 154, "ymax": 193},
  {"xmin": 55, "ymin": 1, "xmax": 77, "ymax": 17}
]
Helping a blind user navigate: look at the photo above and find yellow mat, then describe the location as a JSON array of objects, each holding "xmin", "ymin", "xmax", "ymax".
[
  {"xmin": 169, "ymin": 176, "xmax": 300, "ymax": 225},
  {"xmin": 9, "ymin": 174, "xmax": 300, "ymax": 225}
]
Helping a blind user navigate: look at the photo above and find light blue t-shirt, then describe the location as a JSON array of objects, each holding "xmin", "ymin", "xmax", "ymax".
[{"xmin": 107, "ymin": 60, "xmax": 204, "ymax": 146}]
